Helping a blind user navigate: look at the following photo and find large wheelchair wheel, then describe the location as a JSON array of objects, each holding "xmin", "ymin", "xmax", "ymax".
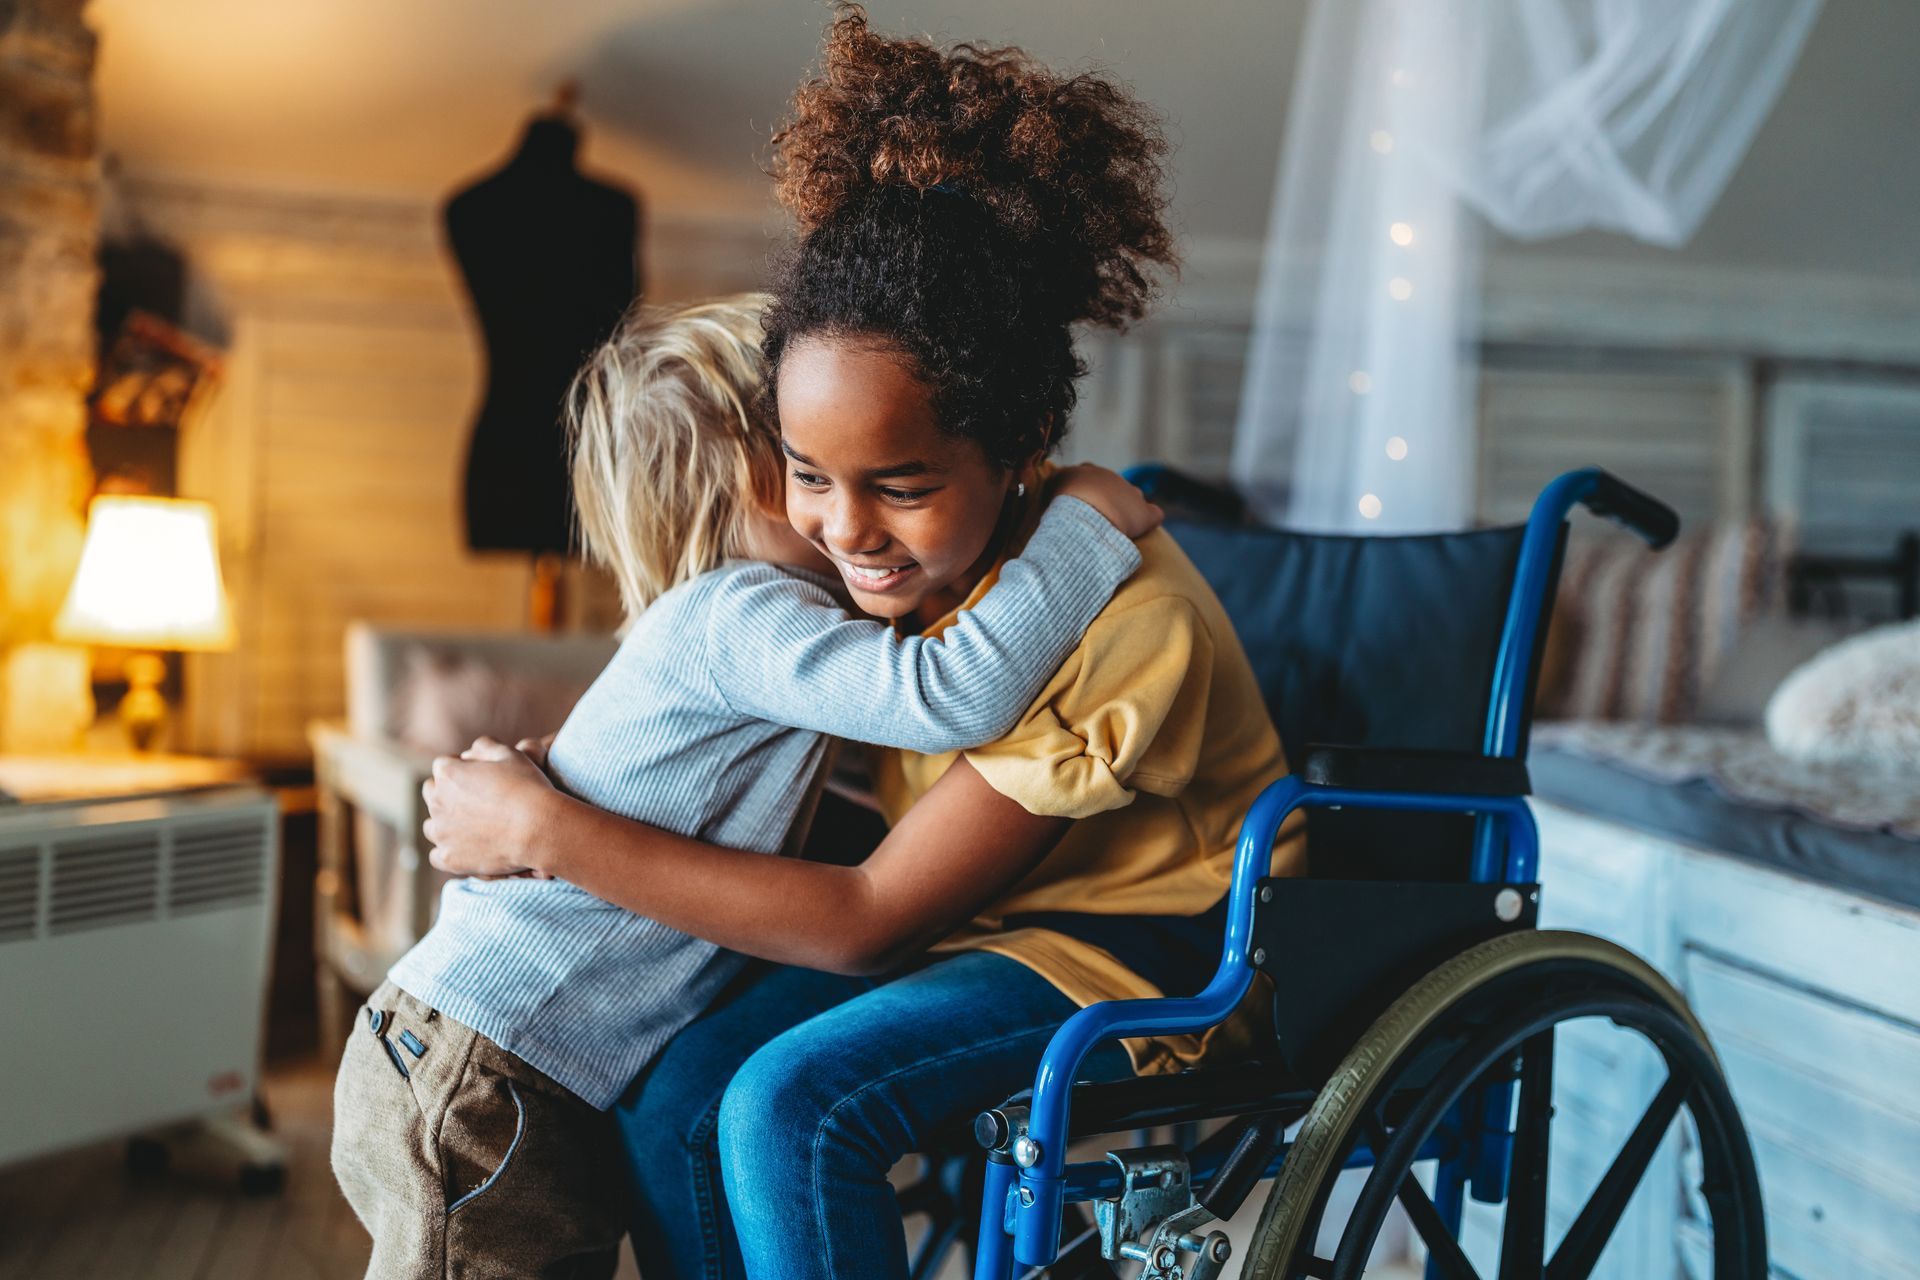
[{"xmin": 1242, "ymin": 931, "xmax": 1765, "ymax": 1280}]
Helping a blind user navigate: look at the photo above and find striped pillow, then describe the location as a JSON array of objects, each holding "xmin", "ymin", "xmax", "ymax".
[{"xmin": 1539, "ymin": 519, "xmax": 1793, "ymax": 725}]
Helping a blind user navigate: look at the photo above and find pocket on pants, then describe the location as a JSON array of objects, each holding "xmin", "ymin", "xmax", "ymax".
[
  {"xmin": 442, "ymin": 1069, "xmax": 626, "ymax": 1278},
  {"xmin": 441, "ymin": 1068, "xmax": 526, "ymax": 1214}
]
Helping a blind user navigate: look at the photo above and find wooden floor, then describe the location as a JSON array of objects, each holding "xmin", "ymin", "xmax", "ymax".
[
  {"xmin": 0, "ymin": 1057, "xmax": 1420, "ymax": 1279},
  {"xmin": 0, "ymin": 1056, "xmax": 642, "ymax": 1280}
]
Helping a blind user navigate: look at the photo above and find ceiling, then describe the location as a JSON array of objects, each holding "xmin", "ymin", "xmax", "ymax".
[
  {"xmin": 89, "ymin": 0, "xmax": 1300, "ymax": 242},
  {"xmin": 89, "ymin": 0, "xmax": 1920, "ymax": 274}
]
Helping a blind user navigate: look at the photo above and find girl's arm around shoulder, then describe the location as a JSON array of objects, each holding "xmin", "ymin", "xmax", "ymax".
[
  {"xmin": 703, "ymin": 494, "xmax": 1144, "ymax": 754},
  {"xmin": 424, "ymin": 745, "xmax": 1067, "ymax": 976}
]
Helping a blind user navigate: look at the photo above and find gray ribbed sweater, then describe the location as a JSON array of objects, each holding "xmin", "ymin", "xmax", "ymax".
[{"xmin": 387, "ymin": 496, "xmax": 1139, "ymax": 1107}]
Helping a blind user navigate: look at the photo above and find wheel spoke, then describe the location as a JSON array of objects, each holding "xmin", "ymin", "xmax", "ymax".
[
  {"xmin": 1362, "ymin": 1116, "xmax": 1484, "ymax": 1280},
  {"xmin": 1407, "ymin": 1189, "xmax": 1484, "ymax": 1280},
  {"xmin": 909, "ymin": 1222, "xmax": 959, "ymax": 1280},
  {"xmin": 1546, "ymin": 1073, "xmax": 1688, "ymax": 1280},
  {"xmin": 1499, "ymin": 1030, "xmax": 1555, "ymax": 1279}
]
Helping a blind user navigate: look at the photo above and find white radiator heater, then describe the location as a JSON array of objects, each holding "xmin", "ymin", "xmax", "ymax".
[{"xmin": 0, "ymin": 787, "xmax": 281, "ymax": 1170}]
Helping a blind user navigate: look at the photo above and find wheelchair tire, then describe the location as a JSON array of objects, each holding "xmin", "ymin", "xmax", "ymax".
[{"xmin": 1239, "ymin": 930, "xmax": 1765, "ymax": 1280}]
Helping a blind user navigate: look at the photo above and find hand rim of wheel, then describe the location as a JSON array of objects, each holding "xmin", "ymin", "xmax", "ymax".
[{"xmin": 1238, "ymin": 929, "xmax": 1711, "ymax": 1278}]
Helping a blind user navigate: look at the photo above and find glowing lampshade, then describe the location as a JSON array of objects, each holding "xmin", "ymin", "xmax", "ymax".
[{"xmin": 56, "ymin": 497, "xmax": 235, "ymax": 652}]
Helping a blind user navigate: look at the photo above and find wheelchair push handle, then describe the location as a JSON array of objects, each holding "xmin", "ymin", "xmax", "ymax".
[{"xmin": 1579, "ymin": 469, "xmax": 1680, "ymax": 549}]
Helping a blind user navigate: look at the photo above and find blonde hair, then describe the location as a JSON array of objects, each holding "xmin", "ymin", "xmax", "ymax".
[{"xmin": 566, "ymin": 293, "xmax": 784, "ymax": 617}]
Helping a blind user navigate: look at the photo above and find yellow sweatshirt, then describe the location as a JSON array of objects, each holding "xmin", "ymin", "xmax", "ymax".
[{"xmin": 871, "ymin": 504, "xmax": 1305, "ymax": 1073}]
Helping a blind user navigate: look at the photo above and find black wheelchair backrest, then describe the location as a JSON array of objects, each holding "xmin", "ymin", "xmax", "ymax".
[{"xmin": 1165, "ymin": 517, "xmax": 1559, "ymax": 881}]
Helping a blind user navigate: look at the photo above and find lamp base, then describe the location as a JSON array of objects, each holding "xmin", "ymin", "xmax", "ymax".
[{"xmin": 120, "ymin": 652, "xmax": 169, "ymax": 753}]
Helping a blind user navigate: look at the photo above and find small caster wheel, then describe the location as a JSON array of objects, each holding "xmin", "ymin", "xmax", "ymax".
[
  {"xmin": 239, "ymin": 1162, "xmax": 286, "ymax": 1197},
  {"xmin": 126, "ymin": 1136, "xmax": 170, "ymax": 1178}
]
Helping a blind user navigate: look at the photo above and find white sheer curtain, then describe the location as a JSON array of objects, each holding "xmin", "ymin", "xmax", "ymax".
[{"xmin": 1232, "ymin": 0, "xmax": 1823, "ymax": 531}]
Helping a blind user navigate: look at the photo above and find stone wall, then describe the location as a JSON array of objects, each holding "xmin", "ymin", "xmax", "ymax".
[{"xmin": 0, "ymin": 0, "xmax": 99, "ymax": 747}]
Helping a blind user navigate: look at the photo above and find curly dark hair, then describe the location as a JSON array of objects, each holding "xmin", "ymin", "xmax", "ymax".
[{"xmin": 761, "ymin": 7, "xmax": 1176, "ymax": 469}]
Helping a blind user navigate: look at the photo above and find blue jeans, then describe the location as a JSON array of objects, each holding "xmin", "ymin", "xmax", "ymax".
[{"xmin": 611, "ymin": 952, "xmax": 1132, "ymax": 1280}]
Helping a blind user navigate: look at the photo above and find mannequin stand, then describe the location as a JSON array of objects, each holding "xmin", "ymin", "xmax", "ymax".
[{"xmin": 529, "ymin": 553, "xmax": 567, "ymax": 633}]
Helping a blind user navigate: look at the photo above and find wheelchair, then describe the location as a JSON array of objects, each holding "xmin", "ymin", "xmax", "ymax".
[{"xmin": 899, "ymin": 467, "xmax": 1765, "ymax": 1280}]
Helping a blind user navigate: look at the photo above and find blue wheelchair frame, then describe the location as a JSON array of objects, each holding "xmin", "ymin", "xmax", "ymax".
[{"xmin": 973, "ymin": 468, "xmax": 1676, "ymax": 1275}]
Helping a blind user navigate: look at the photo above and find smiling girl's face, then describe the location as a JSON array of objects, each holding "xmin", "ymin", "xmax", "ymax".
[{"xmin": 777, "ymin": 336, "xmax": 1022, "ymax": 624}]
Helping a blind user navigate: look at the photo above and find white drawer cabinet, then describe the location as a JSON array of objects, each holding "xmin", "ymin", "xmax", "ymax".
[{"xmin": 1533, "ymin": 798, "xmax": 1920, "ymax": 1280}]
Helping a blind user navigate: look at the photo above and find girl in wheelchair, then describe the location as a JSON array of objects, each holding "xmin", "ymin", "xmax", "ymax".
[
  {"xmin": 331, "ymin": 292, "xmax": 1165, "ymax": 1278},
  {"xmin": 423, "ymin": 8, "xmax": 1304, "ymax": 1278}
]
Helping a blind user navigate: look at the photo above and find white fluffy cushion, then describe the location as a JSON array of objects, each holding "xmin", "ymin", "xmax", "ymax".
[{"xmin": 1765, "ymin": 619, "xmax": 1920, "ymax": 766}]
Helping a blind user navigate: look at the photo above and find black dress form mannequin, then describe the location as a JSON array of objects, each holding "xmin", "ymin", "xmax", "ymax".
[{"xmin": 445, "ymin": 107, "xmax": 640, "ymax": 587}]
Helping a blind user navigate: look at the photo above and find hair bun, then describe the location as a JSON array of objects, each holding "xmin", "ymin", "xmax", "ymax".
[{"xmin": 770, "ymin": 6, "xmax": 1176, "ymax": 329}]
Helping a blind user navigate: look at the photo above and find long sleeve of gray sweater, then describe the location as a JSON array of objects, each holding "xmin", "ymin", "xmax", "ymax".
[{"xmin": 703, "ymin": 494, "xmax": 1141, "ymax": 753}]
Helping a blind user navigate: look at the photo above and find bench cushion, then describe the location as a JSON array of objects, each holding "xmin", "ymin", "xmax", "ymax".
[{"xmin": 1531, "ymin": 731, "xmax": 1920, "ymax": 911}]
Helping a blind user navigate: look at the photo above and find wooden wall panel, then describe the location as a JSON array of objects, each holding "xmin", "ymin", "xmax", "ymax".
[
  {"xmin": 172, "ymin": 212, "xmax": 539, "ymax": 760},
  {"xmin": 1476, "ymin": 360, "xmax": 1742, "ymax": 529}
]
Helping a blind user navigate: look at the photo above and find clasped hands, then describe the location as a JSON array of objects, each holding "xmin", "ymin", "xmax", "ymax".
[{"xmin": 421, "ymin": 732, "xmax": 559, "ymax": 880}]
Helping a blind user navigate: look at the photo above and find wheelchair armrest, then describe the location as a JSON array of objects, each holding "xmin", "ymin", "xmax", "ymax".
[{"xmin": 1299, "ymin": 744, "xmax": 1530, "ymax": 796}]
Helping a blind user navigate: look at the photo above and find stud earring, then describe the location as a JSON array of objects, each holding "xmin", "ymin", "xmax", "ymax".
[{"xmin": 1016, "ymin": 482, "xmax": 1027, "ymax": 498}]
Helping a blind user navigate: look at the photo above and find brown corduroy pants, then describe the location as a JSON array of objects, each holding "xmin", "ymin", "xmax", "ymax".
[{"xmin": 330, "ymin": 981, "xmax": 625, "ymax": 1280}]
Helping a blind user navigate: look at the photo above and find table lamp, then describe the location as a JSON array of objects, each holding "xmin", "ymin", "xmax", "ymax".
[{"xmin": 55, "ymin": 496, "xmax": 236, "ymax": 752}]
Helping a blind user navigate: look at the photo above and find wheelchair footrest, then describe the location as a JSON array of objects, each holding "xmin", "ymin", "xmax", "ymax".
[{"xmin": 1093, "ymin": 1146, "xmax": 1235, "ymax": 1280}]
